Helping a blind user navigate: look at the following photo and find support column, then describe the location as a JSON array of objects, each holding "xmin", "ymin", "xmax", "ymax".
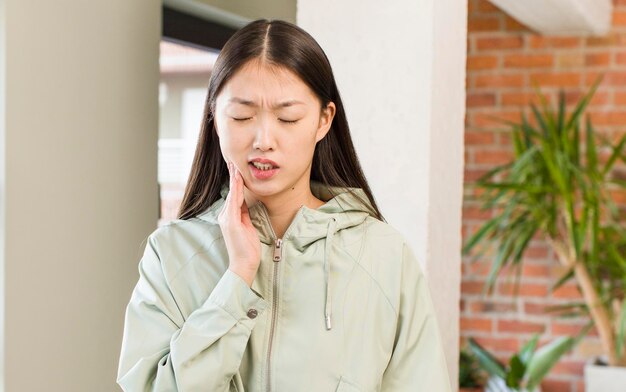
[{"xmin": 0, "ymin": 1, "xmax": 160, "ymax": 390}]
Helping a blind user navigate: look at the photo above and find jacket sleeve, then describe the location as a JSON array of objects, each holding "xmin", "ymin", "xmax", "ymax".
[
  {"xmin": 116, "ymin": 233, "xmax": 270, "ymax": 392},
  {"xmin": 380, "ymin": 241, "xmax": 452, "ymax": 392}
]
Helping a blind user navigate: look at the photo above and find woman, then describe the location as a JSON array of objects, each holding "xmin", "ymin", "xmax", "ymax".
[{"xmin": 117, "ymin": 18, "xmax": 451, "ymax": 392}]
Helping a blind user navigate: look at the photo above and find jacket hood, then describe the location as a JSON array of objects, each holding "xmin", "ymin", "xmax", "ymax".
[{"xmin": 195, "ymin": 179, "xmax": 377, "ymax": 331}]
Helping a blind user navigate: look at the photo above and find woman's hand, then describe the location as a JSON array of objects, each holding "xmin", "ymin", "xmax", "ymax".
[{"xmin": 217, "ymin": 160, "xmax": 261, "ymax": 287}]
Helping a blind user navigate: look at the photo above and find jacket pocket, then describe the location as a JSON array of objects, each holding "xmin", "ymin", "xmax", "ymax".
[{"xmin": 335, "ymin": 375, "xmax": 363, "ymax": 392}]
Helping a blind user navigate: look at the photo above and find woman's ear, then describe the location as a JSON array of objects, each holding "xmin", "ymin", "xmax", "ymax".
[{"xmin": 315, "ymin": 102, "xmax": 336, "ymax": 143}]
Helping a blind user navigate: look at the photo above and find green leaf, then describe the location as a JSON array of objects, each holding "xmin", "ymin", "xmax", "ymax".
[
  {"xmin": 511, "ymin": 124, "xmax": 531, "ymax": 157},
  {"xmin": 531, "ymin": 102, "xmax": 551, "ymax": 141},
  {"xmin": 531, "ymin": 81, "xmax": 555, "ymax": 129},
  {"xmin": 543, "ymin": 302, "xmax": 588, "ymax": 316},
  {"xmin": 506, "ymin": 354, "xmax": 525, "ymax": 388},
  {"xmin": 525, "ymin": 336, "xmax": 576, "ymax": 390},
  {"xmin": 511, "ymin": 221, "xmax": 538, "ymax": 265},
  {"xmin": 565, "ymin": 74, "xmax": 603, "ymax": 131},
  {"xmin": 477, "ymin": 181, "xmax": 552, "ymax": 194},
  {"xmin": 478, "ymin": 113, "xmax": 521, "ymax": 129},
  {"xmin": 521, "ymin": 111, "xmax": 536, "ymax": 149},
  {"xmin": 550, "ymin": 267, "xmax": 575, "ymax": 293},
  {"xmin": 601, "ymin": 133, "xmax": 626, "ymax": 178},
  {"xmin": 585, "ymin": 115, "xmax": 598, "ymax": 177},
  {"xmin": 538, "ymin": 136, "xmax": 568, "ymax": 195},
  {"xmin": 566, "ymin": 198, "xmax": 582, "ymax": 258},
  {"xmin": 573, "ymin": 121, "xmax": 581, "ymax": 166},
  {"xmin": 462, "ymin": 216, "xmax": 502, "ymax": 255},
  {"xmin": 468, "ymin": 337, "xmax": 507, "ymax": 379},
  {"xmin": 590, "ymin": 201, "xmax": 600, "ymax": 267},
  {"xmin": 556, "ymin": 89, "xmax": 566, "ymax": 140},
  {"xmin": 484, "ymin": 227, "xmax": 520, "ymax": 295},
  {"xmin": 575, "ymin": 204, "xmax": 589, "ymax": 257},
  {"xmin": 608, "ymin": 244, "xmax": 626, "ymax": 273},
  {"xmin": 487, "ymin": 209, "xmax": 536, "ymax": 297},
  {"xmin": 475, "ymin": 161, "xmax": 515, "ymax": 187},
  {"xmin": 519, "ymin": 334, "xmax": 540, "ymax": 365},
  {"xmin": 525, "ymin": 323, "xmax": 592, "ymax": 390}
]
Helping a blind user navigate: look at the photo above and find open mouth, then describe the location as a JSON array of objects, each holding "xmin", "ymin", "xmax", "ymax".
[
  {"xmin": 249, "ymin": 161, "xmax": 279, "ymax": 171},
  {"xmin": 249, "ymin": 162, "xmax": 279, "ymax": 179}
]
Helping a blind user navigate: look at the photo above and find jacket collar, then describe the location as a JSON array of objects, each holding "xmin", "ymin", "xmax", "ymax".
[
  {"xmin": 195, "ymin": 179, "xmax": 376, "ymax": 331},
  {"xmin": 196, "ymin": 180, "xmax": 373, "ymax": 250}
]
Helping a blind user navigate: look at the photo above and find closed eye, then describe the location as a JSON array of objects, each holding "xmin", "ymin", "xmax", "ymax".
[{"xmin": 232, "ymin": 117, "xmax": 299, "ymax": 124}]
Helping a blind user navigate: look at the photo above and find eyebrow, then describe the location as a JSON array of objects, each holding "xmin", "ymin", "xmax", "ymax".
[{"xmin": 227, "ymin": 97, "xmax": 305, "ymax": 109}]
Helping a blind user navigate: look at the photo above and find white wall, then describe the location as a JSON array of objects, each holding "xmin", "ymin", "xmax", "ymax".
[
  {"xmin": 0, "ymin": 1, "xmax": 160, "ymax": 390},
  {"xmin": 297, "ymin": 1, "xmax": 466, "ymax": 389}
]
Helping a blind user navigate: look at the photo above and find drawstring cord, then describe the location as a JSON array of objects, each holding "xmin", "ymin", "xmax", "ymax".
[{"xmin": 324, "ymin": 217, "xmax": 338, "ymax": 331}]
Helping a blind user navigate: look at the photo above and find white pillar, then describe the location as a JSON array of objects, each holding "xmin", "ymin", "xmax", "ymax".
[
  {"xmin": 297, "ymin": 1, "xmax": 466, "ymax": 389},
  {"xmin": 0, "ymin": 1, "xmax": 160, "ymax": 390}
]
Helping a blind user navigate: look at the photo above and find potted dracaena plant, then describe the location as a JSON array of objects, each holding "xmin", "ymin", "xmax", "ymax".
[
  {"xmin": 462, "ymin": 74, "xmax": 626, "ymax": 392},
  {"xmin": 467, "ymin": 329, "xmax": 589, "ymax": 392}
]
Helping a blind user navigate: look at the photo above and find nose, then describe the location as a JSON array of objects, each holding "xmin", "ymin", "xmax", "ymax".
[{"xmin": 252, "ymin": 115, "xmax": 275, "ymax": 151}]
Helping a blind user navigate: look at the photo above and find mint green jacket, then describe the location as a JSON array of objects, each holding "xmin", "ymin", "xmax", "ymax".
[{"xmin": 117, "ymin": 180, "xmax": 452, "ymax": 391}]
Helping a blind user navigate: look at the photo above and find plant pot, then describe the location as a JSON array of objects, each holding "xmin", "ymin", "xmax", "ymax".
[
  {"xmin": 485, "ymin": 376, "xmax": 541, "ymax": 392},
  {"xmin": 584, "ymin": 356, "xmax": 626, "ymax": 392},
  {"xmin": 459, "ymin": 388, "xmax": 482, "ymax": 392}
]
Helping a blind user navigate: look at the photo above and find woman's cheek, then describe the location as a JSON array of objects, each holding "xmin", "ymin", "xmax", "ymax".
[
  {"xmin": 216, "ymin": 129, "xmax": 238, "ymax": 161},
  {"xmin": 224, "ymin": 133, "xmax": 253, "ymax": 166}
]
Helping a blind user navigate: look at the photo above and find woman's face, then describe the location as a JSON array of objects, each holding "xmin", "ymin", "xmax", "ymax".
[{"xmin": 214, "ymin": 59, "xmax": 336, "ymax": 201}]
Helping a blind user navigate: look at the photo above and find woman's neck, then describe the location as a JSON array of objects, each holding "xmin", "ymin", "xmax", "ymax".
[{"xmin": 243, "ymin": 182, "xmax": 325, "ymax": 238}]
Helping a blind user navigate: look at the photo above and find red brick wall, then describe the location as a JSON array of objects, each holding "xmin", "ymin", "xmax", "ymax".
[{"xmin": 462, "ymin": 1, "xmax": 626, "ymax": 391}]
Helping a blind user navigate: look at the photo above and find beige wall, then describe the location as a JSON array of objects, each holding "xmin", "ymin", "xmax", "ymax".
[
  {"xmin": 195, "ymin": 0, "xmax": 297, "ymax": 23},
  {"xmin": 1, "ymin": 1, "xmax": 160, "ymax": 390}
]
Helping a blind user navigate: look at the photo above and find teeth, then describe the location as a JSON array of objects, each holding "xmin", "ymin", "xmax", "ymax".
[{"xmin": 252, "ymin": 161, "xmax": 276, "ymax": 170}]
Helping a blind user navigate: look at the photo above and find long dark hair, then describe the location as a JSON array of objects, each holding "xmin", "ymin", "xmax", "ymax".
[{"xmin": 177, "ymin": 18, "xmax": 385, "ymax": 222}]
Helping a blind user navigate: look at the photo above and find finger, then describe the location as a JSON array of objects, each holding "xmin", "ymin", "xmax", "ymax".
[
  {"xmin": 231, "ymin": 164, "xmax": 241, "ymax": 220},
  {"xmin": 241, "ymin": 198, "xmax": 252, "ymax": 226},
  {"xmin": 234, "ymin": 165, "xmax": 243, "ymax": 212},
  {"xmin": 235, "ymin": 165, "xmax": 243, "ymax": 206},
  {"xmin": 237, "ymin": 167, "xmax": 247, "ymax": 210},
  {"xmin": 223, "ymin": 161, "xmax": 233, "ymax": 210},
  {"xmin": 228, "ymin": 161, "xmax": 235, "ymax": 196},
  {"xmin": 224, "ymin": 162, "xmax": 231, "ymax": 206}
]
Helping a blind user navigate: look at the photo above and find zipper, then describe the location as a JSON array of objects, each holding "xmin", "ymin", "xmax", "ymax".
[
  {"xmin": 266, "ymin": 237, "xmax": 282, "ymax": 392},
  {"xmin": 257, "ymin": 201, "xmax": 301, "ymax": 392},
  {"xmin": 258, "ymin": 202, "xmax": 281, "ymax": 392}
]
